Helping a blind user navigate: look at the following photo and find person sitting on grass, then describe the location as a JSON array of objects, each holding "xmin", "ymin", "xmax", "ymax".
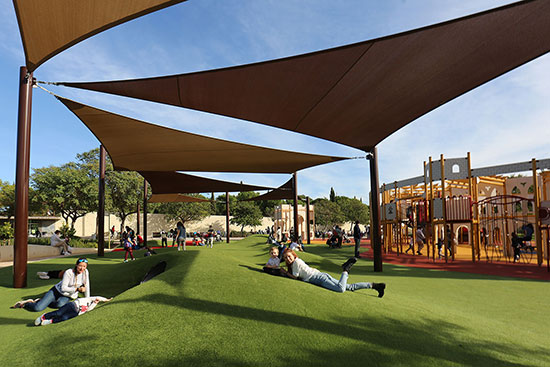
[
  {"xmin": 263, "ymin": 246, "xmax": 290, "ymax": 276},
  {"xmin": 282, "ymin": 249, "xmax": 386, "ymax": 297},
  {"xmin": 289, "ymin": 238, "xmax": 304, "ymax": 252},
  {"xmin": 13, "ymin": 257, "xmax": 90, "ymax": 311},
  {"xmin": 50, "ymin": 230, "xmax": 72, "ymax": 255},
  {"xmin": 35, "ymin": 296, "xmax": 112, "ymax": 326},
  {"xmin": 36, "ymin": 270, "xmax": 65, "ymax": 280}
]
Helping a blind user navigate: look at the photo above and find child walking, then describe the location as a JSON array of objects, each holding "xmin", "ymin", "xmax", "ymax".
[{"xmin": 123, "ymin": 236, "xmax": 135, "ymax": 263}]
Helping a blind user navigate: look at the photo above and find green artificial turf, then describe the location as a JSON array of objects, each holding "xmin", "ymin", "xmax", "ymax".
[{"xmin": 1, "ymin": 235, "xmax": 549, "ymax": 367}]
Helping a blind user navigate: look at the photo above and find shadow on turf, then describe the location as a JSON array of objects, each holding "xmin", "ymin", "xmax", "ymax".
[
  {"xmin": 109, "ymin": 293, "xmax": 547, "ymax": 367},
  {"xmin": 238, "ymin": 264, "xmax": 264, "ymax": 273}
]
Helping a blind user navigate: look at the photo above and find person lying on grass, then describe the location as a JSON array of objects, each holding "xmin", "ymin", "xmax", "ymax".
[
  {"xmin": 263, "ymin": 246, "xmax": 290, "ymax": 277},
  {"xmin": 36, "ymin": 270, "xmax": 65, "ymax": 280},
  {"xmin": 35, "ymin": 296, "xmax": 112, "ymax": 326},
  {"xmin": 282, "ymin": 248, "xmax": 386, "ymax": 297},
  {"xmin": 13, "ymin": 257, "xmax": 90, "ymax": 311}
]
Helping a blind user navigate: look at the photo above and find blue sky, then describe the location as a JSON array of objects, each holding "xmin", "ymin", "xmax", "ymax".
[{"xmin": 1, "ymin": 0, "xmax": 549, "ymax": 200}]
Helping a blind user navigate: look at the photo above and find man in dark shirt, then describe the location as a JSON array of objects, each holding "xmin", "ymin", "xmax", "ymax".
[{"xmin": 353, "ymin": 221, "xmax": 362, "ymax": 257}]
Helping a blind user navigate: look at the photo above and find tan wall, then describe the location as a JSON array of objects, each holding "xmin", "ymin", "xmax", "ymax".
[{"xmin": 53, "ymin": 213, "xmax": 274, "ymax": 238}]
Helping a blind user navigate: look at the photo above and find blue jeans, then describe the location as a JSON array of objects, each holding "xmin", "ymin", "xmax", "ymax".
[
  {"xmin": 306, "ymin": 272, "xmax": 372, "ymax": 293},
  {"xmin": 23, "ymin": 287, "xmax": 71, "ymax": 312},
  {"xmin": 44, "ymin": 302, "xmax": 79, "ymax": 324}
]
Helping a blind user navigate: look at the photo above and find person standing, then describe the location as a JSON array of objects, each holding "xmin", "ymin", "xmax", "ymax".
[
  {"xmin": 415, "ymin": 227, "xmax": 426, "ymax": 255},
  {"xmin": 353, "ymin": 220, "xmax": 362, "ymax": 257},
  {"xmin": 207, "ymin": 225, "xmax": 215, "ymax": 248},
  {"xmin": 176, "ymin": 221, "xmax": 186, "ymax": 251},
  {"xmin": 160, "ymin": 230, "xmax": 168, "ymax": 247}
]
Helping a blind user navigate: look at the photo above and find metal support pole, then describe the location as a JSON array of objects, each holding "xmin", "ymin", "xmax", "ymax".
[
  {"xmin": 136, "ymin": 202, "xmax": 140, "ymax": 235},
  {"xmin": 14, "ymin": 66, "xmax": 33, "ymax": 288},
  {"xmin": 306, "ymin": 196, "xmax": 311, "ymax": 244},
  {"xmin": 441, "ymin": 154, "xmax": 449, "ymax": 263},
  {"xmin": 143, "ymin": 178, "xmax": 148, "ymax": 247},
  {"xmin": 97, "ymin": 145, "xmax": 106, "ymax": 257},
  {"xmin": 292, "ymin": 172, "xmax": 299, "ymax": 242},
  {"xmin": 226, "ymin": 192, "xmax": 230, "ymax": 243},
  {"xmin": 367, "ymin": 147, "xmax": 383, "ymax": 272},
  {"xmin": 532, "ymin": 159, "xmax": 543, "ymax": 266}
]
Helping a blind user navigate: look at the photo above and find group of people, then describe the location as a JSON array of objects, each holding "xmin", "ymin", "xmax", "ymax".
[
  {"xmin": 12, "ymin": 257, "xmax": 112, "ymax": 326},
  {"xmin": 263, "ymin": 246, "xmax": 386, "ymax": 297},
  {"xmin": 121, "ymin": 226, "xmax": 157, "ymax": 262}
]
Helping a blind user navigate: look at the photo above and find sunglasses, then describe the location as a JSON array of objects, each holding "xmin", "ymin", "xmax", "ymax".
[{"xmin": 77, "ymin": 259, "xmax": 88, "ymax": 263}]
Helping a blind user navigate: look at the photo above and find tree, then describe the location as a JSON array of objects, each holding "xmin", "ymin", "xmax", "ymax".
[
  {"xmin": 106, "ymin": 170, "xmax": 144, "ymax": 233},
  {"xmin": 214, "ymin": 193, "xmax": 237, "ymax": 215},
  {"xmin": 158, "ymin": 194, "xmax": 212, "ymax": 224},
  {"xmin": 0, "ymin": 180, "xmax": 15, "ymax": 219},
  {"xmin": 257, "ymin": 199, "xmax": 282, "ymax": 218},
  {"xmin": 336, "ymin": 196, "xmax": 370, "ymax": 224},
  {"xmin": 32, "ymin": 163, "xmax": 97, "ymax": 228},
  {"xmin": 0, "ymin": 222, "xmax": 14, "ymax": 245},
  {"xmin": 329, "ymin": 187, "xmax": 336, "ymax": 202},
  {"xmin": 0, "ymin": 180, "xmax": 44, "ymax": 219},
  {"xmin": 230, "ymin": 192, "xmax": 263, "ymax": 232},
  {"xmin": 312, "ymin": 198, "xmax": 345, "ymax": 230}
]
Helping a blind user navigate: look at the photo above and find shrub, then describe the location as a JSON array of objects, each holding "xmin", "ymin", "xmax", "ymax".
[{"xmin": 0, "ymin": 222, "xmax": 14, "ymax": 245}]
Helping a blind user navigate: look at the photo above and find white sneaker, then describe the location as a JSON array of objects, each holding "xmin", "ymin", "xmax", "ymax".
[
  {"xmin": 36, "ymin": 272, "xmax": 47, "ymax": 277},
  {"xmin": 38, "ymin": 274, "xmax": 50, "ymax": 280},
  {"xmin": 34, "ymin": 314, "xmax": 46, "ymax": 326},
  {"xmin": 41, "ymin": 318, "xmax": 53, "ymax": 326}
]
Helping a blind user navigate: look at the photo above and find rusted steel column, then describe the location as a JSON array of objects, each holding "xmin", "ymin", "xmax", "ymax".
[
  {"xmin": 306, "ymin": 196, "xmax": 311, "ymax": 244},
  {"xmin": 292, "ymin": 173, "xmax": 299, "ymax": 242},
  {"xmin": 136, "ymin": 202, "xmax": 140, "ymax": 235},
  {"xmin": 97, "ymin": 145, "xmax": 106, "ymax": 257},
  {"xmin": 368, "ymin": 147, "xmax": 383, "ymax": 272},
  {"xmin": 143, "ymin": 178, "xmax": 148, "ymax": 247},
  {"xmin": 226, "ymin": 192, "xmax": 230, "ymax": 243},
  {"xmin": 14, "ymin": 66, "xmax": 33, "ymax": 288}
]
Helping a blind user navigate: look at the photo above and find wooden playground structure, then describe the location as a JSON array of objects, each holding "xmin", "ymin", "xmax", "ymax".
[{"xmin": 380, "ymin": 154, "xmax": 550, "ymax": 267}]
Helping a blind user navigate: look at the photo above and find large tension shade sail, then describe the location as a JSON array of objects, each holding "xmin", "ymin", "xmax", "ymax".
[
  {"xmin": 60, "ymin": 0, "xmax": 550, "ymax": 151},
  {"xmin": 148, "ymin": 193, "xmax": 210, "ymax": 203},
  {"xmin": 243, "ymin": 178, "xmax": 293, "ymax": 201},
  {"xmin": 140, "ymin": 171, "xmax": 274, "ymax": 194},
  {"xmin": 13, "ymin": 0, "xmax": 186, "ymax": 72},
  {"xmin": 57, "ymin": 97, "xmax": 347, "ymax": 173}
]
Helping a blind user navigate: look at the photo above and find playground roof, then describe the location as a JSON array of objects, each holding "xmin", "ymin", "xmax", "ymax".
[
  {"xmin": 242, "ymin": 178, "xmax": 294, "ymax": 201},
  {"xmin": 147, "ymin": 193, "xmax": 210, "ymax": 203},
  {"xmin": 57, "ymin": 97, "xmax": 347, "ymax": 173},
  {"xmin": 59, "ymin": 0, "xmax": 550, "ymax": 151},
  {"xmin": 13, "ymin": 0, "xmax": 186, "ymax": 72},
  {"xmin": 140, "ymin": 171, "xmax": 275, "ymax": 195}
]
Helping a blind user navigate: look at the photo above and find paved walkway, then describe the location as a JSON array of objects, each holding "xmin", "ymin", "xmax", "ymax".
[{"xmin": 0, "ymin": 247, "xmax": 103, "ymax": 269}]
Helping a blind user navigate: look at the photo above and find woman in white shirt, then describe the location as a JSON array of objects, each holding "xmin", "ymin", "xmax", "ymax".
[
  {"xmin": 282, "ymin": 249, "xmax": 386, "ymax": 297},
  {"xmin": 14, "ymin": 257, "xmax": 90, "ymax": 311}
]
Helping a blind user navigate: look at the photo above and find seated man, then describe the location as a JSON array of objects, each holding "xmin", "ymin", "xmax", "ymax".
[{"xmin": 50, "ymin": 230, "xmax": 71, "ymax": 255}]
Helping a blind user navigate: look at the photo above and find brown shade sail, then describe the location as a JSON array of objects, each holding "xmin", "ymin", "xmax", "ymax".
[
  {"xmin": 140, "ymin": 171, "xmax": 274, "ymax": 194},
  {"xmin": 60, "ymin": 0, "xmax": 550, "ymax": 151},
  {"xmin": 243, "ymin": 178, "xmax": 293, "ymax": 201},
  {"xmin": 13, "ymin": 0, "xmax": 186, "ymax": 72},
  {"xmin": 148, "ymin": 193, "xmax": 210, "ymax": 203},
  {"xmin": 56, "ymin": 97, "xmax": 347, "ymax": 173}
]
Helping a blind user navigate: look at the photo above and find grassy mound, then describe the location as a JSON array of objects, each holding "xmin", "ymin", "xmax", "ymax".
[{"xmin": 1, "ymin": 235, "xmax": 549, "ymax": 366}]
